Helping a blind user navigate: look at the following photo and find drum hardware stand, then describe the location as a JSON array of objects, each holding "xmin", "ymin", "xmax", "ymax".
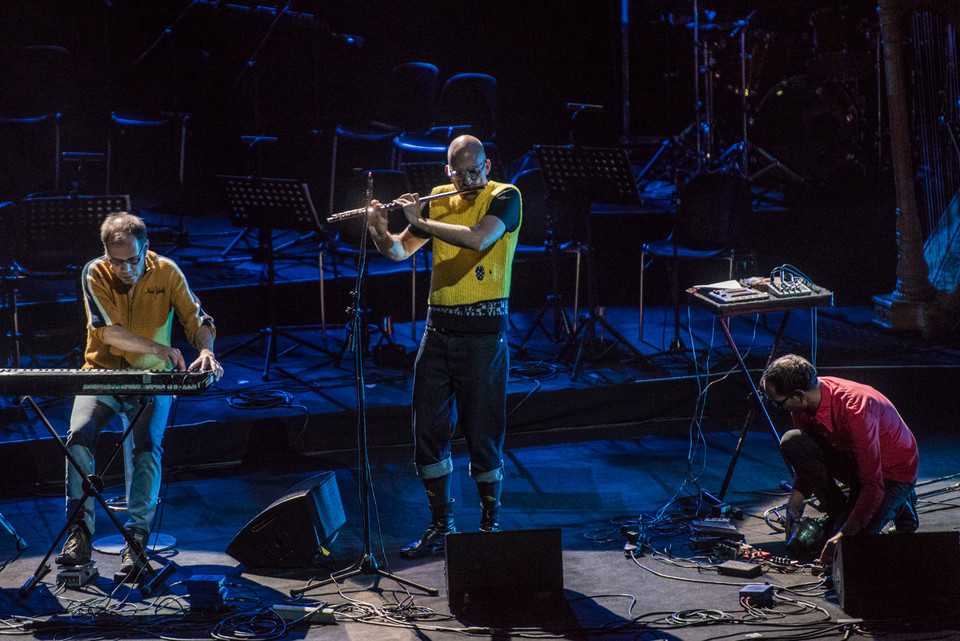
[
  {"xmin": 717, "ymin": 13, "xmax": 803, "ymax": 184},
  {"xmin": 634, "ymin": 0, "xmax": 720, "ymax": 182},
  {"xmin": 291, "ymin": 173, "xmax": 436, "ymax": 599},
  {"xmin": 17, "ymin": 397, "xmax": 174, "ymax": 598}
]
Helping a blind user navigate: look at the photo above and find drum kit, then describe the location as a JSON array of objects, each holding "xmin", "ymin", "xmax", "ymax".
[{"xmin": 660, "ymin": 2, "xmax": 880, "ymax": 184}]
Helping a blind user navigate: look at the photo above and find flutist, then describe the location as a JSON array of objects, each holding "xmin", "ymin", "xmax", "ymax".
[{"xmin": 367, "ymin": 134, "xmax": 522, "ymax": 558}]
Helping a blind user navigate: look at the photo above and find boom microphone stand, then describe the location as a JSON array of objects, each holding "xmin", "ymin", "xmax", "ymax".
[{"xmin": 291, "ymin": 173, "xmax": 436, "ymax": 598}]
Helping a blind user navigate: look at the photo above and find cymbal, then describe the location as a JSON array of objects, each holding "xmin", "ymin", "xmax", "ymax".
[
  {"xmin": 685, "ymin": 19, "xmax": 734, "ymax": 30},
  {"xmin": 658, "ymin": 8, "xmax": 719, "ymax": 28}
]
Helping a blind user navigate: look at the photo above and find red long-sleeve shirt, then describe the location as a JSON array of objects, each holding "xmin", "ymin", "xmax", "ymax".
[{"xmin": 791, "ymin": 376, "xmax": 918, "ymax": 534}]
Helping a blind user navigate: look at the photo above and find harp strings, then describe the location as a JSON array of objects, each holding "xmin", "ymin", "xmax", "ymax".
[{"xmin": 910, "ymin": 10, "xmax": 960, "ymax": 237}]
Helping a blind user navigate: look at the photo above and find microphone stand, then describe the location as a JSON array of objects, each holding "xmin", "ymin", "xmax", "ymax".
[
  {"xmin": 233, "ymin": 1, "xmax": 292, "ymax": 89},
  {"xmin": 133, "ymin": 1, "xmax": 201, "ymax": 66},
  {"xmin": 290, "ymin": 173, "xmax": 437, "ymax": 599}
]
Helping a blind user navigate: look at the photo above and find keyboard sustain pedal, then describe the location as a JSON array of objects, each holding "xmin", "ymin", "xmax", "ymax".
[{"xmin": 57, "ymin": 561, "xmax": 98, "ymax": 588}]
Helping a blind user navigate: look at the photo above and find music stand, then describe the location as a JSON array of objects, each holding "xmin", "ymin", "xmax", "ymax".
[
  {"xmin": 513, "ymin": 192, "xmax": 579, "ymax": 355},
  {"xmin": 401, "ymin": 161, "xmax": 447, "ymax": 196},
  {"xmin": 534, "ymin": 145, "xmax": 649, "ymax": 380},
  {"xmin": 216, "ymin": 175, "xmax": 334, "ymax": 381},
  {"xmin": 14, "ymin": 195, "xmax": 131, "ymax": 367}
]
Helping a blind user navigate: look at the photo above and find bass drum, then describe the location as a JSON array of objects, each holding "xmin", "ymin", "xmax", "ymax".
[{"xmin": 751, "ymin": 76, "xmax": 862, "ymax": 182}]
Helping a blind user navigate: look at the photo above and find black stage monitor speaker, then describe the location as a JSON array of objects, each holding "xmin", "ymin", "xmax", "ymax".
[
  {"xmin": 834, "ymin": 531, "xmax": 960, "ymax": 619},
  {"xmin": 226, "ymin": 472, "xmax": 346, "ymax": 568},
  {"xmin": 445, "ymin": 528, "xmax": 564, "ymax": 620}
]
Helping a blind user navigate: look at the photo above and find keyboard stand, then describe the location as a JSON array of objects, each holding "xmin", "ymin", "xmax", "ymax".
[{"xmin": 17, "ymin": 396, "xmax": 174, "ymax": 597}]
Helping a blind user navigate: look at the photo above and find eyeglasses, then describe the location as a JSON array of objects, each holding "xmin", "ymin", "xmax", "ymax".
[
  {"xmin": 106, "ymin": 244, "xmax": 145, "ymax": 269},
  {"xmin": 762, "ymin": 389, "xmax": 796, "ymax": 408},
  {"xmin": 446, "ymin": 161, "xmax": 486, "ymax": 181}
]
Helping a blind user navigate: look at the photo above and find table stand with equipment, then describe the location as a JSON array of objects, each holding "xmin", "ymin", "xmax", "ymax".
[{"xmin": 686, "ymin": 282, "xmax": 834, "ymax": 506}]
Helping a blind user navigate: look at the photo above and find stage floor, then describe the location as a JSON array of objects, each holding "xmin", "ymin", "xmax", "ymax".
[{"xmin": 1, "ymin": 399, "xmax": 959, "ymax": 640}]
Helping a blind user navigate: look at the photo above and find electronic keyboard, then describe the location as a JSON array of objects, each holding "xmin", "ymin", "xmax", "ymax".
[{"xmin": 0, "ymin": 369, "xmax": 215, "ymax": 396}]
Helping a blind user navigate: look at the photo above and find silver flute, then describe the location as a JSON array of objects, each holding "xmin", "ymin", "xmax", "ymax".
[{"xmin": 325, "ymin": 186, "xmax": 484, "ymax": 223}]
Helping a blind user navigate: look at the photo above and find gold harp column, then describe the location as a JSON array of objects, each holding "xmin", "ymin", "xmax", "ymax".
[{"xmin": 872, "ymin": 0, "xmax": 939, "ymax": 331}]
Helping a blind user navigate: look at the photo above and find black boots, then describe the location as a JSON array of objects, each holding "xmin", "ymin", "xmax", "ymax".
[
  {"xmin": 400, "ymin": 475, "xmax": 504, "ymax": 559},
  {"xmin": 400, "ymin": 500, "xmax": 456, "ymax": 559},
  {"xmin": 480, "ymin": 502, "xmax": 501, "ymax": 532},
  {"xmin": 477, "ymin": 479, "xmax": 502, "ymax": 532}
]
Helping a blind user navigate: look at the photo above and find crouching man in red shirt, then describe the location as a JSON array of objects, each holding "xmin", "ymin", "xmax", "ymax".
[{"xmin": 760, "ymin": 354, "xmax": 919, "ymax": 565}]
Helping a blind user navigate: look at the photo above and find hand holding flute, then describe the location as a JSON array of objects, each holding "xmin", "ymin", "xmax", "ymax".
[{"xmin": 326, "ymin": 186, "xmax": 483, "ymax": 223}]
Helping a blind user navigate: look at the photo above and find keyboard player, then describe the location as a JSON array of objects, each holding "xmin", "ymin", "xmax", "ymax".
[{"xmin": 56, "ymin": 212, "xmax": 223, "ymax": 582}]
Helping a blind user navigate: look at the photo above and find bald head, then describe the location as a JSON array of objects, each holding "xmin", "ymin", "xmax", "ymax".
[
  {"xmin": 448, "ymin": 135, "xmax": 486, "ymax": 166},
  {"xmin": 445, "ymin": 135, "xmax": 490, "ymax": 198}
]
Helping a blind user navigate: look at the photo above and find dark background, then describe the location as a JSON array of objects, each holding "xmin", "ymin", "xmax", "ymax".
[
  {"xmin": 0, "ymin": 0, "xmax": 898, "ymax": 306},
  {"xmin": 0, "ymin": 0, "xmax": 881, "ymax": 169}
]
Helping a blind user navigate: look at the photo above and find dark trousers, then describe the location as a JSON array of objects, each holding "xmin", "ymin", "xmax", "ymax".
[
  {"xmin": 780, "ymin": 428, "xmax": 917, "ymax": 534},
  {"xmin": 411, "ymin": 328, "xmax": 507, "ymax": 484}
]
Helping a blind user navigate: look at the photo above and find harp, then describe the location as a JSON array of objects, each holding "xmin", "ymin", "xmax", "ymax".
[{"xmin": 874, "ymin": 0, "xmax": 960, "ymax": 330}]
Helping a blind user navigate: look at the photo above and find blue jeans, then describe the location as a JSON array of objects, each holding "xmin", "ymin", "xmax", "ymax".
[
  {"xmin": 411, "ymin": 328, "xmax": 507, "ymax": 483},
  {"xmin": 781, "ymin": 428, "xmax": 917, "ymax": 534},
  {"xmin": 66, "ymin": 394, "xmax": 171, "ymax": 536}
]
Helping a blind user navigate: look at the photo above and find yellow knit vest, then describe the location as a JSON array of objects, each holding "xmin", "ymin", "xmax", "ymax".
[{"xmin": 427, "ymin": 181, "xmax": 521, "ymax": 308}]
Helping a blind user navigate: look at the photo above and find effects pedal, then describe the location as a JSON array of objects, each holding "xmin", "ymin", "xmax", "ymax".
[
  {"xmin": 185, "ymin": 574, "xmax": 227, "ymax": 609},
  {"xmin": 57, "ymin": 562, "xmax": 99, "ymax": 588},
  {"xmin": 717, "ymin": 559, "xmax": 763, "ymax": 578},
  {"xmin": 706, "ymin": 287, "xmax": 768, "ymax": 304},
  {"xmin": 739, "ymin": 583, "xmax": 774, "ymax": 607},
  {"xmin": 767, "ymin": 277, "xmax": 812, "ymax": 298}
]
